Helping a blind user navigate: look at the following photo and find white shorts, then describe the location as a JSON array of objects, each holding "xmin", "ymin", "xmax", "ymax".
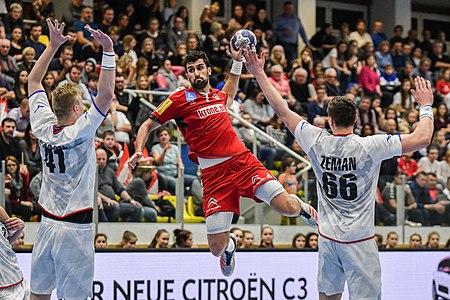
[
  {"xmin": 318, "ymin": 236, "xmax": 381, "ymax": 300},
  {"xmin": 0, "ymin": 279, "xmax": 30, "ymax": 300},
  {"xmin": 30, "ymin": 217, "xmax": 94, "ymax": 299}
]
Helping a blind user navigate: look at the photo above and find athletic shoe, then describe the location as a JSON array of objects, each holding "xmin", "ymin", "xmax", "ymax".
[
  {"xmin": 291, "ymin": 194, "xmax": 318, "ymax": 227},
  {"xmin": 220, "ymin": 233, "xmax": 237, "ymax": 277}
]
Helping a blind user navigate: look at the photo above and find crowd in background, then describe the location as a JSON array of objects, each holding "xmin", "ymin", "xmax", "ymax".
[{"xmin": 0, "ymin": 0, "xmax": 450, "ymax": 232}]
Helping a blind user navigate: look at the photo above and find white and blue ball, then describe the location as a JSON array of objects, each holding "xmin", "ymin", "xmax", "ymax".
[{"xmin": 231, "ymin": 29, "xmax": 257, "ymax": 52}]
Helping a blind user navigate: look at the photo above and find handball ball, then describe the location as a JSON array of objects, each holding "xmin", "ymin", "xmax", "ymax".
[{"xmin": 231, "ymin": 29, "xmax": 257, "ymax": 51}]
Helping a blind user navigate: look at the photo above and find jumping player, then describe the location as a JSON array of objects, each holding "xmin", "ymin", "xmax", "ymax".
[
  {"xmin": 128, "ymin": 49, "xmax": 317, "ymax": 277},
  {"xmin": 28, "ymin": 19, "xmax": 115, "ymax": 299},
  {"xmin": 0, "ymin": 206, "xmax": 29, "ymax": 299},
  {"xmin": 243, "ymin": 47, "xmax": 434, "ymax": 299}
]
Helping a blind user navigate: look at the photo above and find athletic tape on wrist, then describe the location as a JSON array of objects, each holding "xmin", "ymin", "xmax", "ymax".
[
  {"xmin": 419, "ymin": 105, "xmax": 433, "ymax": 120},
  {"xmin": 101, "ymin": 51, "xmax": 116, "ymax": 70},
  {"xmin": 230, "ymin": 60, "xmax": 242, "ymax": 76}
]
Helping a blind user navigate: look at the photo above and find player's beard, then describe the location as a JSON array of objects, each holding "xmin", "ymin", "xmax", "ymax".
[{"xmin": 192, "ymin": 76, "xmax": 209, "ymax": 90}]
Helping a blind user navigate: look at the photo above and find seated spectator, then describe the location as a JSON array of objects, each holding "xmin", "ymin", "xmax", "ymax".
[
  {"xmin": 3, "ymin": 3, "xmax": 23, "ymax": 37},
  {"xmin": 279, "ymin": 157, "xmax": 299, "ymax": 225},
  {"xmin": 427, "ymin": 172, "xmax": 446, "ymax": 202},
  {"xmin": 270, "ymin": 45, "xmax": 288, "ymax": 71},
  {"xmin": 230, "ymin": 227, "xmax": 244, "ymax": 248},
  {"xmin": 12, "ymin": 70, "xmax": 28, "ymax": 108},
  {"xmin": 81, "ymin": 39, "xmax": 102, "ymax": 64},
  {"xmin": 48, "ymin": 45, "xmax": 74, "ymax": 85},
  {"xmin": 139, "ymin": 38, "xmax": 162, "ymax": 75},
  {"xmin": 9, "ymin": 26, "xmax": 23, "ymax": 62},
  {"xmin": 435, "ymin": 103, "xmax": 450, "ymax": 134},
  {"xmin": 151, "ymin": 126, "xmax": 199, "ymax": 194},
  {"xmin": 97, "ymin": 6, "xmax": 114, "ymax": 35},
  {"xmin": 120, "ymin": 230, "xmax": 138, "ymax": 248},
  {"xmin": 167, "ymin": 16, "xmax": 188, "ymax": 55},
  {"xmin": 203, "ymin": 22, "xmax": 230, "ymax": 70},
  {"xmin": 392, "ymin": 79, "xmax": 415, "ymax": 114},
  {"xmin": 241, "ymin": 230, "xmax": 254, "ymax": 248},
  {"xmin": 374, "ymin": 233, "xmax": 383, "ymax": 249},
  {"xmin": 42, "ymin": 72, "xmax": 56, "ymax": 105},
  {"xmin": 290, "ymin": 67, "xmax": 313, "ymax": 111},
  {"xmin": 23, "ymin": 24, "xmax": 46, "ymax": 58},
  {"xmin": 305, "ymin": 232, "xmax": 318, "ymax": 249},
  {"xmin": 156, "ymin": 59, "xmax": 178, "ymax": 92},
  {"xmin": 308, "ymin": 86, "xmax": 329, "ymax": 124},
  {"xmin": 269, "ymin": 64, "xmax": 301, "ymax": 114},
  {"xmin": 433, "ymin": 130, "xmax": 449, "ymax": 160},
  {"xmin": 413, "ymin": 57, "xmax": 434, "ymax": 87},
  {"xmin": 385, "ymin": 231, "xmax": 398, "ymax": 248},
  {"xmin": 170, "ymin": 42, "xmax": 187, "ymax": 67},
  {"xmin": 418, "ymin": 145, "xmax": 440, "ymax": 174},
  {"xmin": 6, "ymin": 155, "xmax": 40, "ymax": 221},
  {"xmin": 0, "ymin": 118, "xmax": 22, "ymax": 161},
  {"xmin": 379, "ymin": 64, "xmax": 401, "ymax": 107},
  {"xmin": 398, "ymin": 152, "xmax": 420, "ymax": 178},
  {"xmin": 391, "ymin": 41, "xmax": 406, "ymax": 72},
  {"xmin": 227, "ymin": 5, "xmax": 250, "ymax": 34},
  {"xmin": 426, "ymin": 231, "xmax": 440, "ymax": 248},
  {"xmin": 323, "ymin": 41, "xmax": 351, "ymax": 94},
  {"xmin": 355, "ymin": 96, "xmax": 379, "ymax": 134},
  {"xmin": 148, "ymin": 229, "xmax": 170, "ymax": 248},
  {"xmin": 259, "ymin": 226, "xmax": 275, "ymax": 248},
  {"xmin": 17, "ymin": 47, "xmax": 36, "ymax": 75},
  {"xmin": 243, "ymin": 87, "xmax": 274, "ymax": 128},
  {"xmin": 348, "ymin": 19, "xmax": 372, "ymax": 48},
  {"xmin": 86, "ymin": 72, "xmax": 98, "ymax": 102},
  {"xmin": 0, "ymin": 38, "xmax": 19, "ymax": 84},
  {"xmin": 290, "ymin": 48, "xmax": 314, "ymax": 79},
  {"xmin": 409, "ymin": 233, "xmax": 422, "ymax": 248},
  {"xmin": 429, "ymin": 41, "xmax": 450, "ymax": 75},
  {"xmin": 437, "ymin": 68, "xmax": 450, "ymax": 107},
  {"xmin": 7, "ymin": 98, "xmax": 29, "ymax": 139},
  {"xmin": 97, "ymin": 130, "xmax": 122, "ymax": 171},
  {"xmin": 324, "ymin": 68, "xmax": 342, "ymax": 97},
  {"xmin": 126, "ymin": 164, "xmax": 158, "ymax": 222},
  {"xmin": 11, "ymin": 231, "xmax": 24, "ymax": 250},
  {"xmin": 57, "ymin": 65, "xmax": 90, "ymax": 104},
  {"xmin": 172, "ymin": 228, "xmax": 195, "ymax": 248},
  {"xmin": 375, "ymin": 40, "xmax": 393, "ymax": 70},
  {"xmin": 19, "ymin": 126, "xmax": 41, "ymax": 179},
  {"xmin": 73, "ymin": 6, "xmax": 99, "ymax": 46},
  {"xmin": 359, "ymin": 54, "xmax": 382, "ymax": 99},
  {"xmin": 61, "ymin": 0, "xmax": 83, "ymax": 27},
  {"xmin": 94, "ymin": 233, "xmax": 108, "ymax": 249},
  {"xmin": 96, "ymin": 148, "xmax": 142, "ymax": 222},
  {"xmin": 292, "ymin": 233, "xmax": 306, "ymax": 249}
]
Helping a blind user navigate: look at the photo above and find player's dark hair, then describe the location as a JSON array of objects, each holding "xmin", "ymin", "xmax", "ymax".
[
  {"xmin": 327, "ymin": 96, "xmax": 357, "ymax": 128},
  {"xmin": 184, "ymin": 51, "xmax": 211, "ymax": 69}
]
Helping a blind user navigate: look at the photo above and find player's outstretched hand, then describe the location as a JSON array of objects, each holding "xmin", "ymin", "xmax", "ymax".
[
  {"xmin": 127, "ymin": 152, "xmax": 143, "ymax": 170},
  {"xmin": 85, "ymin": 25, "xmax": 113, "ymax": 52},
  {"xmin": 243, "ymin": 45, "xmax": 265, "ymax": 77},
  {"xmin": 411, "ymin": 77, "xmax": 433, "ymax": 107},
  {"xmin": 46, "ymin": 18, "xmax": 74, "ymax": 47}
]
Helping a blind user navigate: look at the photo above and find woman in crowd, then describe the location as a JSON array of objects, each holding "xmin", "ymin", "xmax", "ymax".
[
  {"xmin": 122, "ymin": 35, "xmax": 138, "ymax": 67},
  {"xmin": 120, "ymin": 231, "xmax": 138, "ymax": 249},
  {"xmin": 259, "ymin": 226, "xmax": 275, "ymax": 248},
  {"xmin": 41, "ymin": 71, "xmax": 55, "ymax": 106},
  {"xmin": 435, "ymin": 102, "xmax": 450, "ymax": 134},
  {"xmin": 290, "ymin": 48, "xmax": 314, "ymax": 78},
  {"xmin": 292, "ymin": 233, "xmax": 306, "ymax": 249},
  {"xmin": 156, "ymin": 59, "xmax": 178, "ymax": 92},
  {"xmin": 13, "ymin": 69, "xmax": 28, "ymax": 108},
  {"xmin": 20, "ymin": 126, "xmax": 41, "ymax": 179},
  {"xmin": 9, "ymin": 25, "xmax": 23, "ymax": 62},
  {"xmin": 359, "ymin": 54, "xmax": 382, "ymax": 99},
  {"xmin": 172, "ymin": 229, "xmax": 194, "ymax": 248},
  {"xmin": 346, "ymin": 40, "xmax": 363, "ymax": 85},
  {"xmin": 385, "ymin": 231, "xmax": 398, "ymax": 248},
  {"xmin": 393, "ymin": 79, "xmax": 416, "ymax": 114},
  {"xmin": 436, "ymin": 68, "xmax": 450, "ymax": 106},
  {"xmin": 409, "ymin": 233, "xmax": 422, "ymax": 248},
  {"xmin": 17, "ymin": 47, "xmax": 36, "ymax": 74},
  {"xmin": 241, "ymin": 230, "xmax": 254, "ymax": 248},
  {"xmin": 305, "ymin": 232, "xmax": 318, "ymax": 249},
  {"xmin": 118, "ymin": 54, "xmax": 135, "ymax": 87},
  {"xmin": 139, "ymin": 37, "xmax": 162, "ymax": 75},
  {"xmin": 426, "ymin": 231, "xmax": 440, "ymax": 248},
  {"xmin": 148, "ymin": 229, "xmax": 170, "ymax": 248},
  {"xmin": 230, "ymin": 227, "xmax": 244, "ymax": 248},
  {"xmin": 243, "ymin": 87, "xmax": 274, "ymax": 128},
  {"xmin": 375, "ymin": 40, "xmax": 393, "ymax": 70},
  {"xmin": 203, "ymin": 21, "xmax": 230, "ymax": 70},
  {"xmin": 95, "ymin": 233, "xmax": 108, "ymax": 249},
  {"xmin": 269, "ymin": 45, "xmax": 288, "ymax": 71}
]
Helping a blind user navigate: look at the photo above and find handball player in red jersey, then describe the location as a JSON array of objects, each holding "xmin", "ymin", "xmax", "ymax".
[{"xmin": 128, "ymin": 46, "xmax": 317, "ymax": 277}]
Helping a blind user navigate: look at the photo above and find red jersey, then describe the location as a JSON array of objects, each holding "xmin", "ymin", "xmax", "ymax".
[{"xmin": 151, "ymin": 87, "xmax": 248, "ymax": 163}]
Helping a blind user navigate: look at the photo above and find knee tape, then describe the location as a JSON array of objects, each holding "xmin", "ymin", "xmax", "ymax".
[
  {"xmin": 254, "ymin": 179, "xmax": 286, "ymax": 205},
  {"xmin": 206, "ymin": 211, "xmax": 234, "ymax": 235}
]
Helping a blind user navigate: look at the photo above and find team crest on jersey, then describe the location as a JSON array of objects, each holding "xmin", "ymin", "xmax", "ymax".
[{"xmin": 185, "ymin": 91, "xmax": 196, "ymax": 104}]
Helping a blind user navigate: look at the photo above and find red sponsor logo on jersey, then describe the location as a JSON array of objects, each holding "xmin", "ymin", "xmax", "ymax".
[{"xmin": 196, "ymin": 104, "xmax": 227, "ymax": 119}]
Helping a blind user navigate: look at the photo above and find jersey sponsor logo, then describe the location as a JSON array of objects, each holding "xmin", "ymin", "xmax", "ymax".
[
  {"xmin": 206, "ymin": 197, "xmax": 221, "ymax": 213},
  {"xmin": 251, "ymin": 173, "xmax": 274, "ymax": 186},
  {"xmin": 185, "ymin": 91, "xmax": 196, "ymax": 104},
  {"xmin": 196, "ymin": 104, "xmax": 227, "ymax": 119},
  {"xmin": 212, "ymin": 93, "xmax": 220, "ymax": 100},
  {"xmin": 386, "ymin": 135, "xmax": 392, "ymax": 142},
  {"xmin": 155, "ymin": 99, "xmax": 173, "ymax": 115}
]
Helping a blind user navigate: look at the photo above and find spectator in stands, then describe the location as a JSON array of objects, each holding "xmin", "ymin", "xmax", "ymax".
[
  {"xmin": 136, "ymin": 0, "xmax": 162, "ymax": 31},
  {"xmin": 389, "ymin": 25, "xmax": 404, "ymax": 46},
  {"xmin": 410, "ymin": 47, "xmax": 423, "ymax": 69},
  {"xmin": 310, "ymin": 23, "xmax": 336, "ymax": 60},
  {"xmin": 348, "ymin": 19, "xmax": 372, "ymax": 48},
  {"xmin": 186, "ymin": 35, "xmax": 199, "ymax": 54},
  {"xmin": 420, "ymin": 30, "xmax": 433, "ymax": 56},
  {"xmin": 429, "ymin": 41, "xmax": 450, "ymax": 75},
  {"xmin": 118, "ymin": 54, "xmax": 135, "ymax": 87},
  {"xmin": 370, "ymin": 20, "xmax": 387, "ymax": 50},
  {"xmin": 172, "ymin": 228, "xmax": 194, "ymax": 248},
  {"xmin": 6, "ymin": 155, "xmax": 39, "ymax": 221},
  {"xmin": 437, "ymin": 68, "xmax": 450, "ymax": 107},
  {"xmin": 259, "ymin": 226, "xmax": 275, "ymax": 248},
  {"xmin": 253, "ymin": 8, "xmax": 273, "ymax": 40},
  {"xmin": 380, "ymin": 64, "xmax": 401, "ymax": 107},
  {"xmin": 324, "ymin": 68, "xmax": 342, "ymax": 97},
  {"xmin": 427, "ymin": 172, "xmax": 446, "ymax": 203},
  {"xmin": 11, "ymin": 70, "xmax": 28, "ymax": 109},
  {"xmin": 167, "ymin": 16, "xmax": 188, "ymax": 55},
  {"xmin": 167, "ymin": 6, "xmax": 190, "ymax": 31},
  {"xmin": 398, "ymin": 152, "xmax": 420, "ymax": 178},
  {"xmin": 426, "ymin": 231, "xmax": 440, "ymax": 248},
  {"xmin": 322, "ymin": 41, "xmax": 351, "ymax": 94},
  {"xmin": 274, "ymin": 1, "xmax": 312, "ymax": 63},
  {"xmin": 61, "ymin": 0, "xmax": 83, "ymax": 27},
  {"xmin": 3, "ymin": 3, "xmax": 23, "ymax": 37},
  {"xmin": 243, "ymin": 87, "xmax": 274, "ymax": 128},
  {"xmin": 42, "ymin": 72, "xmax": 55, "ymax": 105},
  {"xmin": 97, "ymin": 6, "xmax": 114, "ymax": 34},
  {"xmin": 19, "ymin": 126, "xmax": 41, "ymax": 179},
  {"xmin": 308, "ymin": 85, "xmax": 328, "ymax": 124},
  {"xmin": 439, "ymin": 152, "xmax": 450, "ymax": 188},
  {"xmin": 17, "ymin": 47, "xmax": 36, "ymax": 74},
  {"xmin": 96, "ymin": 148, "xmax": 142, "ymax": 222},
  {"xmin": 203, "ymin": 21, "xmax": 230, "ymax": 71},
  {"xmin": 122, "ymin": 35, "xmax": 138, "ymax": 67},
  {"xmin": 170, "ymin": 42, "xmax": 187, "ymax": 67},
  {"xmin": 74, "ymin": 6, "xmax": 99, "ymax": 46},
  {"xmin": 85, "ymin": 67, "xmax": 98, "ymax": 99},
  {"xmin": 385, "ymin": 231, "xmax": 398, "ymax": 248},
  {"xmin": 391, "ymin": 41, "xmax": 406, "ymax": 72},
  {"xmin": 148, "ymin": 229, "xmax": 170, "ymax": 248},
  {"xmin": 359, "ymin": 54, "xmax": 382, "ymax": 99},
  {"xmin": 230, "ymin": 227, "xmax": 244, "ymax": 248},
  {"xmin": 98, "ymin": 130, "xmax": 122, "ymax": 171},
  {"xmin": 409, "ymin": 233, "xmax": 422, "ymax": 248},
  {"xmin": 305, "ymin": 232, "xmax": 318, "ymax": 249},
  {"xmin": 279, "ymin": 157, "xmax": 299, "ymax": 225},
  {"xmin": 94, "ymin": 233, "xmax": 108, "ymax": 249},
  {"xmin": 393, "ymin": 79, "xmax": 415, "ymax": 114},
  {"xmin": 0, "ymin": 118, "xmax": 21, "ymax": 161},
  {"xmin": 290, "ymin": 67, "xmax": 313, "ymax": 111},
  {"xmin": 9, "ymin": 26, "xmax": 23, "ymax": 62},
  {"xmin": 12, "ymin": 231, "xmax": 24, "ymax": 250},
  {"xmin": 48, "ymin": 45, "xmax": 73, "ymax": 84},
  {"xmin": 139, "ymin": 38, "xmax": 162, "ymax": 75},
  {"xmin": 433, "ymin": 130, "xmax": 449, "ymax": 160},
  {"xmin": 156, "ymin": 59, "xmax": 178, "ymax": 92},
  {"xmin": 126, "ymin": 164, "xmax": 158, "ymax": 222},
  {"xmin": 57, "ymin": 65, "xmax": 90, "ymax": 104},
  {"xmin": 355, "ymin": 96, "xmax": 379, "ymax": 135},
  {"xmin": 7, "ymin": 97, "xmax": 29, "ymax": 139},
  {"xmin": 418, "ymin": 145, "xmax": 440, "ymax": 174},
  {"xmin": 375, "ymin": 41, "xmax": 393, "ymax": 71},
  {"xmin": 120, "ymin": 230, "xmax": 138, "ymax": 248},
  {"xmin": 269, "ymin": 64, "xmax": 300, "ymax": 113},
  {"xmin": 270, "ymin": 45, "xmax": 288, "ymax": 71},
  {"xmin": 346, "ymin": 40, "xmax": 363, "ymax": 85},
  {"xmin": 290, "ymin": 48, "xmax": 314, "ymax": 79},
  {"xmin": 152, "ymin": 126, "xmax": 198, "ymax": 194},
  {"xmin": 81, "ymin": 38, "xmax": 102, "ymax": 63},
  {"xmin": 23, "ymin": 24, "xmax": 45, "ymax": 58},
  {"xmin": 0, "ymin": 38, "xmax": 19, "ymax": 84},
  {"xmin": 413, "ymin": 57, "xmax": 434, "ymax": 87},
  {"xmin": 227, "ymin": 5, "xmax": 250, "ymax": 34},
  {"xmin": 338, "ymin": 22, "xmax": 349, "ymax": 43},
  {"xmin": 292, "ymin": 233, "xmax": 306, "ymax": 249},
  {"xmin": 241, "ymin": 230, "xmax": 255, "ymax": 248},
  {"xmin": 110, "ymin": 98, "xmax": 132, "ymax": 144},
  {"xmin": 374, "ymin": 233, "xmax": 383, "ymax": 249},
  {"xmin": 404, "ymin": 29, "xmax": 420, "ymax": 49},
  {"xmin": 139, "ymin": 18, "xmax": 167, "ymax": 56},
  {"xmin": 410, "ymin": 171, "xmax": 446, "ymax": 226}
]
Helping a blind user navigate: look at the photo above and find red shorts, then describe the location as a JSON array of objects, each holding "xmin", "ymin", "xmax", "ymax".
[{"xmin": 201, "ymin": 151, "xmax": 276, "ymax": 217}]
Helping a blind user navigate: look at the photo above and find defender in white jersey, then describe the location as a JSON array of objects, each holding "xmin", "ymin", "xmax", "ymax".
[
  {"xmin": 28, "ymin": 19, "xmax": 115, "ymax": 300},
  {"xmin": 0, "ymin": 206, "xmax": 29, "ymax": 300},
  {"xmin": 244, "ymin": 47, "xmax": 434, "ymax": 300}
]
